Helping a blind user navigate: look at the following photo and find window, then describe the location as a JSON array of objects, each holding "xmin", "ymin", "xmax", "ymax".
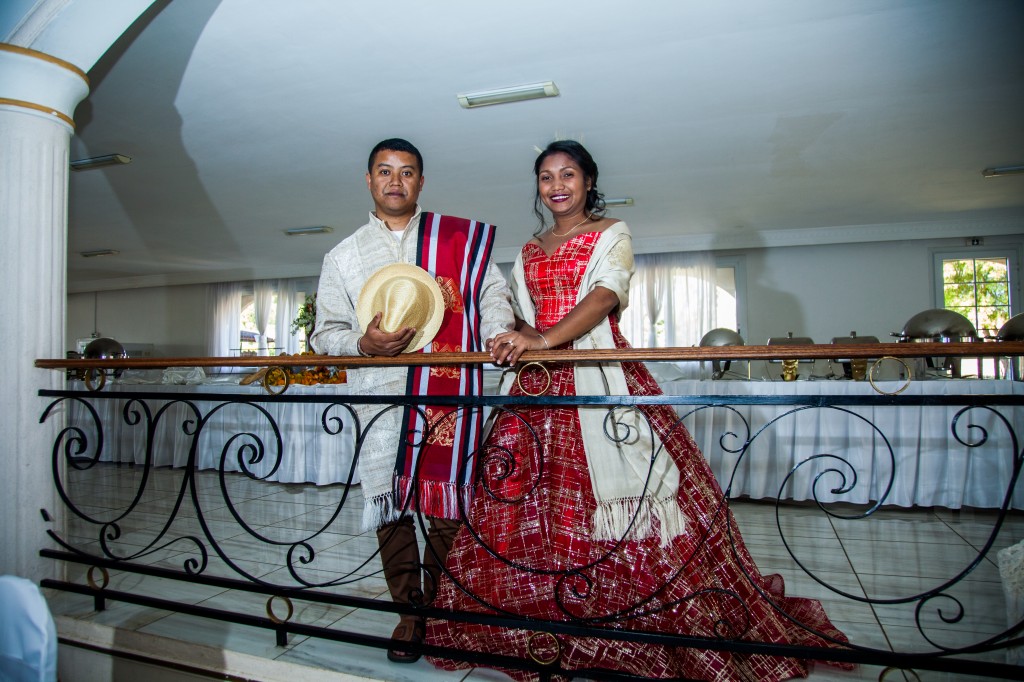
[
  {"xmin": 619, "ymin": 253, "xmax": 745, "ymax": 348},
  {"xmin": 239, "ymin": 287, "xmax": 316, "ymax": 355},
  {"xmin": 207, "ymin": 278, "xmax": 318, "ymax": 360},
  {"xmin": 933, "ymin": 246, "xmax": 1020, "ymax": 378},
  {"xmin": 940, "ymin": 256, "xmax": 1011, "ymax": 336},
  {"xmin": 714, "ymin": 254, "xmax": 746, "ymax": 339},
  {"xmin": 240, "ymin": 293, "xmax": 278, "ymax": 355},
  {"xmin": 622, "ymin": 251, "xmax": 717, "ymax": 350}
]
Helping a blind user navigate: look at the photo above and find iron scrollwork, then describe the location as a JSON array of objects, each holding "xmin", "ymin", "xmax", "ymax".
[{"xmin": 37, "ymin": 383, "xmax": 1024, "ymax": 679}]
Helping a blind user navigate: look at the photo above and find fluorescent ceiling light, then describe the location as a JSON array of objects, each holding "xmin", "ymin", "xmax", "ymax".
[
  {"xmin": 80, "ymin": 249, "xmax": 119, "ymax": 258},
  {"xmin": 70, "ymin": 154, "xmax": 132, "ymax": 171},
  {"xmin": 982, "ymin": 164, "xmax": 1024, "ymax": 178},
  {"xmin": 284, "ymin": 226, "xmax": 333, "ymax": 236},
  {"xmin": 457, "ymin": 81, "xmax": 559, "ymax": 109},
  {"xmin": 604, "ymin": 197, "xmax": 634, "ymax": 207}
]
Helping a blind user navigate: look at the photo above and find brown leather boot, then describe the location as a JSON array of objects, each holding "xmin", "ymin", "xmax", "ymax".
[
  {"xmin": 422, "ymin": 517, "xmax": 461, "ymax": 605},
  {"xmin": 376, "ymin": 518, "xmax": 424, "ymax": 663}
]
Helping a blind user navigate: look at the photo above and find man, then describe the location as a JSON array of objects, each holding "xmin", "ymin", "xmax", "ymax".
[{"xmin": 311, "ymin": 138, "xmax": 513, "ymax": 663}]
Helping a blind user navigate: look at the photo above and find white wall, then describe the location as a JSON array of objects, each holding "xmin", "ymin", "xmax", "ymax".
[
  {"xmin": 67, "ymin": 284, "xmax": 208, "ymax": 357},
  {"xmin": 64, "ymin": 234, "xmax": 1023, "ymax": 359},
  {"xmin": 743, "ymin": 239, "xmax": 929, "ymax": 345},
  {"xmin": 739, "ymin": 234, "xmax": 1022, "ymax": 345}
]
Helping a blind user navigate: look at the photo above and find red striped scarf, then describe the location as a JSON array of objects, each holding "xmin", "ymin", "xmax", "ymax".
[{"xmin": 394, "ymin": 213, "xmax": 495, "ymax": 520}]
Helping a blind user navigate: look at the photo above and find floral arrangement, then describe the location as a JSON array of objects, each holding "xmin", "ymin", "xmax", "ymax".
[{"xmin": 290, "ymin": 293, "xmax": 317, "ymax": 335}]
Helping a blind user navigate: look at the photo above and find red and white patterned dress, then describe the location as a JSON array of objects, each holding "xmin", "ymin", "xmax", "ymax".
[{"xmin": 427, "ymin": 232, "xmax": 851, "ymax": 681}]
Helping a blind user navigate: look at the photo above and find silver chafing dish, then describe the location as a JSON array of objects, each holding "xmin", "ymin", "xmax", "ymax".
[
  {"xmin": 698, "ymin": 328, "xmax": 744, "ymax": 379},
  {"xmin": 83, "ymin": 337, "xmax": 127, "ymax": 360},
  {"xmin": 892, "ymin": 309, "xmax": 978, "ymax": 378},
  {"xmin": 892, "ymin": 308, "xmax": 979, "ymax": 343},
  {"xmin": 997, "ymin": 312, "xmax": 1024, "ymax": 341},
  {"xmin": 767, "ymin": 331, "xmax": 814, "ymax": 347},
  {"xmin": 830, "ymin": 331, "xmax": 880, "ymax": 380},
  {"xmin": 766, "ymin": 332, "xmax": 814, "ymax": 381},
  {"xmin": 83, "ymin": 337, "xmax": 127, "ymax": 381}
]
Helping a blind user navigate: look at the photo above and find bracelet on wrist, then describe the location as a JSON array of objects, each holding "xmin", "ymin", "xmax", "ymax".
[
  {"xmin": 539, "ymin": 333, "xmax": 550, "ymax": 349},
  {"xmin": 356, "ymin": 337, "xmax": 371, "ymax": 357}
]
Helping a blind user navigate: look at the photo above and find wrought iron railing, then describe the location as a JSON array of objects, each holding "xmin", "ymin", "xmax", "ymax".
[{"xmin": 34, "ymin": 344, "xmax": 1024, "ymax": 680}]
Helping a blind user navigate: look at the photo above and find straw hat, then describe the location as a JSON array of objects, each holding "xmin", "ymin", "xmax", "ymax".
[{"xmin": 356, "ymin": 263, "xmax": 445, "ymax": 352}]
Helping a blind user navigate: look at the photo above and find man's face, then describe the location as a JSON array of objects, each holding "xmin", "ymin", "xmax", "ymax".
[{"xmin": 366, "ymin": 150, "xmax": 424, "ymax": 222}]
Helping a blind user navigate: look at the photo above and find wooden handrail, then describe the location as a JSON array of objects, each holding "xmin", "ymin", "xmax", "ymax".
[{"xmin": 34, "ymin": 341, "xmax": 1024, "ymax": 371}]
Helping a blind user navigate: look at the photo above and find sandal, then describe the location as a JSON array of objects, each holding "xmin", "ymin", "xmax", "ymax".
[{"xmin": 387, "ymin": 618, "xmax": 425, "ymax": 663}]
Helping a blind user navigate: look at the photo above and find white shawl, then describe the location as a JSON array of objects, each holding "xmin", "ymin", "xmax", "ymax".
[{"xmin": 507, "ymin": 222, "xmax": 685, "ymax": 546}]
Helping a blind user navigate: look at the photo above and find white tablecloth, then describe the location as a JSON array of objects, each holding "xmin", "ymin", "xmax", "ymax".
[
  {"xmin": 662, "ymin": 379, "xmax": 1024, "ymax": 509},
  {"xmin": 71, "ymin": 382, "xmax": 358, "ymax": 486}
]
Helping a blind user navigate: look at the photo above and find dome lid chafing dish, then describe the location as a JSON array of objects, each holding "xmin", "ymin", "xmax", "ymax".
[
  {"xmin": 699, "ymin": 328, "xmax": 744, "ymax": 380},
  {"xmin": 997, "ymin": 312, "xmax": 1024, "ymax": 342},
  {"xmin": 83, "ymin": 337, "xmax": 127, "ymax": 359},
  {"xmin": 893, "ymin": 309, "xmax": 978, "ymax": 343},
  {"xmin": 699, "ymin": 328, "xmax": 744, "ymax": 347}
]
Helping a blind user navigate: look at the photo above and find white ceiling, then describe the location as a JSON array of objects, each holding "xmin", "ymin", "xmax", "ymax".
[{"xmin": 65, "ymin": 0, "xmax": 1024, "ymax": 293}]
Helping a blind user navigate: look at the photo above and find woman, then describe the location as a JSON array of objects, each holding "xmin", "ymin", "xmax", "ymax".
[{"xmin": 426, "ymin": 141, "xmax": 851, "ymax": 681}]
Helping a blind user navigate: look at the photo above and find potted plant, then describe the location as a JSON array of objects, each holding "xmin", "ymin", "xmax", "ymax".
[{"xmin": 290, "ymin": 294, "xmax": 317, "ymax": 352}]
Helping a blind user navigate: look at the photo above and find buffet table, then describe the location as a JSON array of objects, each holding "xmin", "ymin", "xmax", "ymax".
[
  {"xmin": 662, "ymin": 378, "xmax": 1024, "ymax": 509},
  {"xmin": 71, "ymin": 381, "xmax": 358, "ymax": 486}
]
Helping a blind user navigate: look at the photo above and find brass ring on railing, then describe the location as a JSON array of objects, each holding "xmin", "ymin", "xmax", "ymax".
[
  {"xmin": 526, "ymin": 631, "xmax": 562, "ymax": 666},
  {"xmin": 515, "ymin": 361, "xmax": 552, "ymax": 397},
  {"xmin": 86, "ymin": 565, "xmax": 110, "ymax": 590},
  {"xmin": 879, "ymin": 667, "xmax": 921, "ymax": 682},
  {"xmin": 868, "ymin": 356, "xmax": 912, "ymax": 396},
  {"xmin": 266, "ymin": 594, "xmax": 294, "ymax": 624},
  {"xmin": 84, "ymin": 368, "xmax": 107, "ymax": 392},
  {"xmin": 262, "ymin": 366, "xmax": 290, "ymax": 395}
]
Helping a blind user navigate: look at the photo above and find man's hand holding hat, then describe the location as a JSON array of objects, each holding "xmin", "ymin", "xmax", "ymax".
[
  {"xmin": 357, "ymin": 312, "xmax": 418, "ymax": 357},
  {"xmin": 356, "ymin": 263, "xmax": 445, "ymax": 356}
]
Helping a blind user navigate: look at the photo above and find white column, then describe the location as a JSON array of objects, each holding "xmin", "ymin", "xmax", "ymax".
[{"xmin": 0, "ymin": 44, "xmax": 89, "ymax": 580}]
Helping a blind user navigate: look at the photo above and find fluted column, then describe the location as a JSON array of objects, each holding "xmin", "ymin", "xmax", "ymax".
[{"xmin": 0, "ymin": 44, "xmax": 89, "ymax": 579}]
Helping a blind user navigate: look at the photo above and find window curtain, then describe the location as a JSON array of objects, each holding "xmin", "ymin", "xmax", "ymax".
[
  {"xmin": 253, "ymin": 279, "xmax": 276, "ymax": 350},
  {"xmin": 620, "ymin": 251, "xmax": 717, "ymax": 379},
  {"xmin": 276, "ymin": 278, "xmax": 302, "ymax": 355},
  {"xmin": 206, "ymin": 281, "xmax": 243, "ymax": 371}
]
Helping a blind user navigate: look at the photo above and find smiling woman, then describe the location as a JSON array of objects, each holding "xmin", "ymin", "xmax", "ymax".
[{"xmin": 427, "ymin": 139, "xmax": 855, "ymax": 682}]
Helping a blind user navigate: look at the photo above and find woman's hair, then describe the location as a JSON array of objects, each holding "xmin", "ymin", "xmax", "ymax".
[{"xmin": 532, "ymin": 140, "xmax": 606, "ymax": 232}]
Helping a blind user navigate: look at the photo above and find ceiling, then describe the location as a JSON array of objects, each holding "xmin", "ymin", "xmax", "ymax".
[{"xmin": 64, "ymin": 0, "xmax": 1024, "ymax": 293}]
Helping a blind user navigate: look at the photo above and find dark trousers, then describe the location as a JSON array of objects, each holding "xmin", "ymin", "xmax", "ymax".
[{"xmin": 376, "ymin": 515, "xmax": 461, "ymax": 624}]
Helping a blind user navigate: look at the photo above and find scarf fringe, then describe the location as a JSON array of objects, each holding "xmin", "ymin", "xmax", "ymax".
[
  {"xmin": 362, "ymin": 475, "xmax": 474, "ymax": 531},
  {"xmin": 362, "ymin": 490, "xmax": 402, "ymax": 532},
  {"xmin": 396, "ymin": 474, "xmax": 474, "ymax": 521},
  {"xmin": 591, "ymin": 494, "xmax": 686, "ymax": 548}
]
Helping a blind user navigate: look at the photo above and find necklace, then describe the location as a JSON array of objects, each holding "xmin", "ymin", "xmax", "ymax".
[{"xmin": 550, "ymin": 214, "xmax": 592, "ymax": 238}]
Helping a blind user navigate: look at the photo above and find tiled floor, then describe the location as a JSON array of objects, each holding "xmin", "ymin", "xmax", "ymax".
[{"xmin": 46, "ymin": 463, "xmax": 1023, "ymax": 681}]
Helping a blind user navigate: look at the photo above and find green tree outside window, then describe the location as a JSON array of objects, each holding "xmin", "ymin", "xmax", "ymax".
[{"xmin": 942, "ymin": 257, "xmax": 1011, "ymax": 336}]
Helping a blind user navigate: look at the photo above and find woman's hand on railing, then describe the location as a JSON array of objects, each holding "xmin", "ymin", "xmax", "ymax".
[{"xmin": 487, "ymin": 329, "xmax": 548, "ymax": 366}]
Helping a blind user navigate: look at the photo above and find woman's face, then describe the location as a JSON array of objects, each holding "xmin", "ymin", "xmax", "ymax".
[{"xmin": 536, "ymin": 152, "xmax": 591, "ymax": 219}]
